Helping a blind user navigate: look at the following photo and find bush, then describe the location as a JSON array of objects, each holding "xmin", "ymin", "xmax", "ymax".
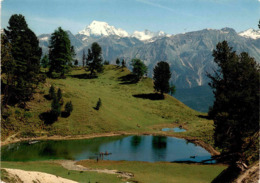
[{"xmin": 95, "ymin": 98, "xmax": 102, "ymax": 110}]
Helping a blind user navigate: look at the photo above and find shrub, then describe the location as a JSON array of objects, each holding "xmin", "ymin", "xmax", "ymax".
[{"xmin": 95, "ymin": 98, "xmax": 102, "ymax": 110}]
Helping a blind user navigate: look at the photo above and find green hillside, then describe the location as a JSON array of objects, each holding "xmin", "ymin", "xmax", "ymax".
[{"xmin": 2, "ymin": 65, "xmax": 214, "ymax": 146}]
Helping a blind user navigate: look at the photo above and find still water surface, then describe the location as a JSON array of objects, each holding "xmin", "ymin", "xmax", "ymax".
[
  {"xmin": 162, "ymin": 127, "xmax": 186, "ymax": 132},
  {"xmin": 1, "ymin": 135, "xmax": 212, "ymax": 163}
]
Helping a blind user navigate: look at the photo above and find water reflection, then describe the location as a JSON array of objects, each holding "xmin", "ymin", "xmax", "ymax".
[{"xmin": 1, "ymin": 135, "xmax": 213, "ymax": 163}]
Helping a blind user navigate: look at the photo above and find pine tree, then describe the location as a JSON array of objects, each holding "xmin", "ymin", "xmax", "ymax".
[
  {"xmin": 87, "ymin": 42, "xmax": 103, "ymax": 76},
  {"xmin": 121, "ymin": 59, "xmax": 126, "ymax": 67},
  {"xmin": 74, "ymin": 59, "xmax": 78, "ymax": 66},
  {"xmin": 153, "ymin": 61, "xmax": 171, "ymax": 95},
  {"xmin": 208, "ymin": 41, "xmax": 260, "ymax": 163},
  {"xmin": 49, "ymin": 27, "xmax": 73, "ymax": 78},
  {"xmin": 49, "ymin": 85, "xmax": 55, "ymax": 99},
  {"xmin": 1, "ymin": 33, "xmax": 15, "ymax": 106},
  {"xmin": 131, "ymin": 59, "xmax": 147, "ymax": 81},
  {"xmin": 4, "ymin": 14, "xmax": 42, "ymax": 105},
  {"xmin": 57, "ymin": 88, "xmax": 62, "ymax": 101},
  {"xmin": 51, "ymin": 94, "xmax": 61, "ymax": 120},
  {"xmin": 41, "ymin": 54, "xmax": 49, "ymax": 72},
  {"xmin": 116, "ymin": 58, "xmax": 120, "ymax": 66}
]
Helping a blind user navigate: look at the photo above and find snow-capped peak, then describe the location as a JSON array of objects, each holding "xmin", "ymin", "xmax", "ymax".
[
  {"xmin": 131, "ymin": 30, "xmax": 169, "ymax": 41},
  {"xmin": 239, "ymin": 28, "xmax": 260, "ymax": 39},
  {"xmin": 79, "ymin": 20, "xmax": 129, "ymax": 37}
]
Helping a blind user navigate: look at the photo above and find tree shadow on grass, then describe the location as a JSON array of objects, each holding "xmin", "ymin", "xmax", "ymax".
[
  {"xmin": 133, "ymin": 93, "xmax": 164, "ymax": 100},
  {"xmin": 44, "ymin": 95, "xmax": 51, "ymax": 100},
  {"xmin": 118, "ymin": 74, "xmax": 138, "ymax": 84},
  {"xmin": 61, "ymin": 111, "xmax": 70, "ymax": 118},
  {"xmin": 39, "ymin": 111, "xmax": 57, "ymax": 125},
  {"xmin": 70, "ymin": 73, "xmax": 97, "ymax": 79},
  {"xmin": 197, "ymin": 114, "xmax": 211, "ymax": 120}
]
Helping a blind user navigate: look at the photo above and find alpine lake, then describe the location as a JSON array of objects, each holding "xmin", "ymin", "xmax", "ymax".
[{"xmin": 1, "ymin": 135, "xmax": 214, "ymax": 163}]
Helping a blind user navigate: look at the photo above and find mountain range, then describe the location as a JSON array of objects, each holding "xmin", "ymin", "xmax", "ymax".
[{"xmin": 38, "ymin": 21, "xmax": 260, "ymax": 112}]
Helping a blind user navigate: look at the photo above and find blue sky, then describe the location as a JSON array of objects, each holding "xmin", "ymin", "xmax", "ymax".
[{"xmin": 1, "ymin": 0, "xmax": 260, "ymax": 35}]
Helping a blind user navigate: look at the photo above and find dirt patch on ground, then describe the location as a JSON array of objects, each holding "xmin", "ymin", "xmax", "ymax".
[
  {"xmin": 58, "ymin": 160, "xmax": 134, "ymax": 179},
  {"xmin": 2, "ymin": 168, "xmax": 77, "ymax": 183},
  {"xmin": 1, "ymin": 131, "xmax": 219, "ymax": 156}
]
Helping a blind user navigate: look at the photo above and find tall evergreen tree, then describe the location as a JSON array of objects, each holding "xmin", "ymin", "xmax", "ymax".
[
  {"xmin": 121, "ymin": 59, "xmax": 126, "ymax": 67},
  {"xmin": 41, "ymin": 54, "xmax": 49, "ymax": 72},
  {"xmin": 116, "ymin": 58, "xmax": 120, "ymax": 66},
  {"xmin": 87, "ymin": 42, "xmax": 103, "ymax": 76},
  {"xmin": 51, "ymin": 94, "xmax": 61, "ymax": 120},
  {"xmin": 74, "ymin": 59, "xmax": 79, "ymax": 66},
  {"xmin": 4, "ymin": 14, "xmax": 42, "ymax": 104},
  {"xmin": 208, "ymin": 41, "xmax": 259, "ymax": 163},
  {"xmin": 49, "ymin": 27, "xmax": 73, "ymax": 78},
  {"xmin": 153, "ymin": 61, "xmax": 172, "ymax": 95},
  {"xmin": 131, "ymin": 59, "xmax": 147, "ymax": 81},
  {"xmin": 1, "ymin": 33, "xmax": 15, "ymax": 106}
]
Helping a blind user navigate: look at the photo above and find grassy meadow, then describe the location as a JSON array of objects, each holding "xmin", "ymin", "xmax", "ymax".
[
  {"xmin": 1, "ymin": 160, "xmax": 227, "ymax": 183},
  {"xmin": 2, "ymin": 65, "xmax": 214, "ymax": 145}
]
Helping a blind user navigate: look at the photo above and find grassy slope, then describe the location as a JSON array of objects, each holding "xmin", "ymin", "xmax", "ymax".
[
  {"xmin": 2, "ymin": 65, "xmax": 214, "ymax": 145},
  {"xmin": 1, "ymin": 161, "xmax": 122, "ymax": 183},
  {"xmin": 1, "ymin": 161, "xmax": 227, "ymax": 183},
  {"xmin": 78, "ymin": 160, "xmax": 227, "ymax": 183}
]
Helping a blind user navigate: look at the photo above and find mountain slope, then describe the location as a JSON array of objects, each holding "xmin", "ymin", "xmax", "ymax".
[{"xmin": 2, "ymin": 66, "xmax": 214, "ymax": 146}]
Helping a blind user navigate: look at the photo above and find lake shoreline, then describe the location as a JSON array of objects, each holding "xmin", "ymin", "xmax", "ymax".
[{"xmin": 1, "ymin": 131, "xmax": 220, "ymax": 156}]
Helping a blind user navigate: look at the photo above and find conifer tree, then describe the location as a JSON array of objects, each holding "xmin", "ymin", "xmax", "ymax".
[
  {"xmin": 208, "ymin": 41, "xmax": 259, "ymax": 163},
  {"xmin": 116, "ymin": 58, "xmax": 120, "ymax": 66},
  {"xmin": 74, "ymin": 59, "xmax": 78, "ymax": 66},
  {"xmin": 121, "ymin": 59, "xmax": 126, "ymax": 67},
  {"xmin": 4, "ymin": 14, "xmax": 42, "ymax": 104},
  {"xmin": 51, "ymin": 94, "xmax": 61, "ymax": 120},
  {"xmin": 49, "ymin": 85, "xmax": 55, "ymax": 99},
  {"xmin": 131, "ymin": 59, "xmax": 147, "ymax": 81},
  {"xmin": 1, "ymin": 33, "xmax": 15, "ymax": 106},
  {"xmin": 153, "ymin": 61, "xmax": 171, "ymax": 95},
  {"xmin": 57, "ymin": 88, "xmax": 62, "ymax": 101},
  {"xmin": 49, "ymin": 27, "xmax": 73, "ymax": 78},
  {"xmin": 87, "ymin": 42, "xmax": 103, "ymax": 76},
  {"xmin": 41, "ymin": 54, "xmax": 49, "ymax": 72}
]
